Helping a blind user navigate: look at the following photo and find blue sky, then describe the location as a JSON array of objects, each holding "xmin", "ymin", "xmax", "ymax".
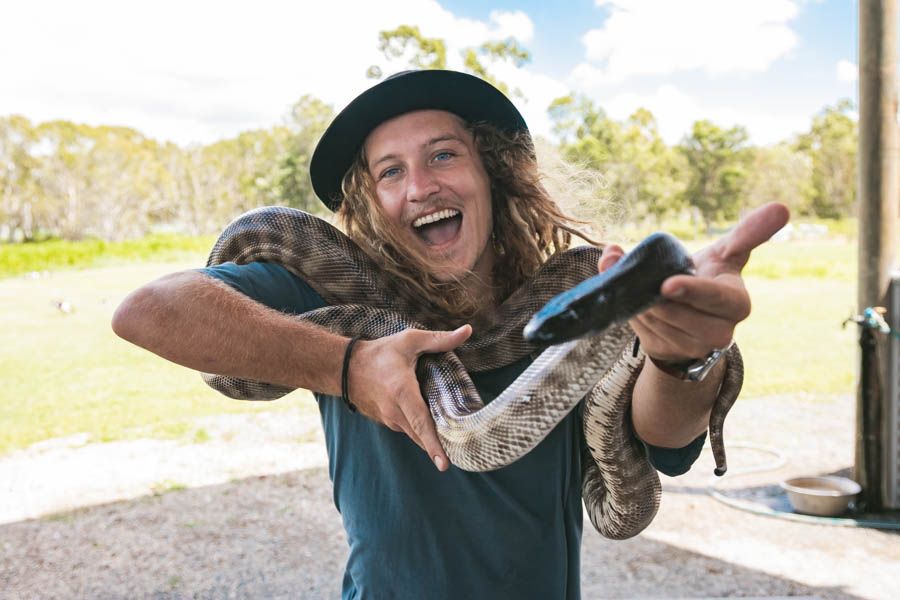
[{"xmin": 0, "ymin": 0, "xmax": 861, "ymax": 146}]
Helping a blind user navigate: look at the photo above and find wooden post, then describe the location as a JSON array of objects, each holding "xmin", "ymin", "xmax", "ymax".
[{"xmin": 856, "ymin": 0, "xmax": 899, "ymax": 511}]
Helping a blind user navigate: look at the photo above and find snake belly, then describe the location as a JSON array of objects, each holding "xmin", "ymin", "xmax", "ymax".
[{"xmin": 200, "ymin": 206, "xmax": 744, "ymax": 540}]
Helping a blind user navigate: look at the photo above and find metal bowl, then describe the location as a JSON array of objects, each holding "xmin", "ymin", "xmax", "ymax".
[{"xmin": 780, "ymin": 476, "xmax": 862, "ymax": 516}]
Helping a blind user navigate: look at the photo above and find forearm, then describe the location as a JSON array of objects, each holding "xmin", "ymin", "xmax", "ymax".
[
  {"xmin": 630, "ymin": 357, "xmax": 725, "ymax": 448},
  {"xmin": 111, "ymin": 270, "xmax": 345, "ymax": 395}
]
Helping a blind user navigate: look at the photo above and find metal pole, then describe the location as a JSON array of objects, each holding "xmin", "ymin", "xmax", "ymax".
[{"xmin": 856, "ymin": 0, "xmax": 899, "ymax": 511}]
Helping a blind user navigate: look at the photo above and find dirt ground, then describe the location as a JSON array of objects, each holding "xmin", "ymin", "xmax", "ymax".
[{"xmin": 1, "ymin": 394, "xmax": 899, "ymax": 599}]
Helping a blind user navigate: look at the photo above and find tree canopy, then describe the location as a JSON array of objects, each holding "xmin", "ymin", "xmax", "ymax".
[{"xmin": 0, "ymin": 26, "xmax": 859, "ymax": 243}]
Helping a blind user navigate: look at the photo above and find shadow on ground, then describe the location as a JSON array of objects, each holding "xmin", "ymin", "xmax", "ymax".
[{"xmin": 0, "ymin": 467, "xmax": 865, "ymax": 599}]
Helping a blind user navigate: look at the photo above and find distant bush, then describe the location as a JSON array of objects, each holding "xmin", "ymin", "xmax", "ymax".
[{"xmin": 0, "ymin": 234, "xmax": 216, "ymax": 278}]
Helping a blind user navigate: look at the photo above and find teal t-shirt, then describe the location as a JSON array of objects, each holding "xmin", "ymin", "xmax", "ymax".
[{"xmin": 202, "ymin": 261, "xmax": 704, "ymax": 600}]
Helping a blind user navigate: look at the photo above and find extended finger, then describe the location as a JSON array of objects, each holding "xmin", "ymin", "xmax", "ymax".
[
  {"xmin": 719, "ymin": 203, "xmax": 790, "ymax": 267},
  {"xmin": 399, "ymin": 392, "xmax": 450, "ymax": 471},
  {"xmin": 660, "ymin": 274, "xmax": 750, "ymax": 322}
]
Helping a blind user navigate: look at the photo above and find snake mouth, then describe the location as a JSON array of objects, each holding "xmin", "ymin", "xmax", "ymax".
[{"xmin": 412, "ymin": 210, "xmax": 463, "ymax": 247}]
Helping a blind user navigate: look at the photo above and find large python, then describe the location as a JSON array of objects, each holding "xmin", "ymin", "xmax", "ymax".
[{"xmin": 201, "ymin": 206, "xmax": 743, "ymax": 540}]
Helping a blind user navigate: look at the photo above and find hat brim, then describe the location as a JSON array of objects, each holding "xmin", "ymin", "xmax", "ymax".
[{"xmin": 309, "ymin": 70, "xmax": 528, "ymax": 211}]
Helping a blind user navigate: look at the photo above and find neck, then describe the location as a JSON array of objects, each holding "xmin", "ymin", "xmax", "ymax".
[{"xmin": 462, "ymin": 250, "xmax": 501, "ymax": 328}]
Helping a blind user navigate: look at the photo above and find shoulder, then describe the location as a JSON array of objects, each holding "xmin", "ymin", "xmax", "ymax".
[{"xmin": 200, "ymin": 262, "xmax": 327, "ymax": 313}]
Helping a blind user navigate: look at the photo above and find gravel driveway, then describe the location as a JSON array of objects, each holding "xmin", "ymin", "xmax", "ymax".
[{"xmin": 2, "ymin": 395, "xmax": 898, "ymax": 599}]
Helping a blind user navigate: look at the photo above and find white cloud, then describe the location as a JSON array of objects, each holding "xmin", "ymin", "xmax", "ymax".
[
  {"xmin": 581, "ymin": 0, "xmax": 799, "ymax": 82},
  {"xmin": 489, "ymin": 10, "xmax": 535, "ymax": 43},
  {"xmin": 0, "ymin": 0, "xmax": 819, "ymax": 149},
  {"xmin": 0, "ymin": 0, "xmax": 538, "ymax": 145},
  {"xmin": 602, "ymin": 85, "xmax": 809, "ymax": 145},
  {"xmin": 836, "ymin": 59, "xmax": 858, "ymax": 84}
]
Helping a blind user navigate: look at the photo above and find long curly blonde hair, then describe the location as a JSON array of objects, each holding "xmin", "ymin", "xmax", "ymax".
[{"xmin": 337, "ymin": 121, "xmax": 598, "ymax": 327}]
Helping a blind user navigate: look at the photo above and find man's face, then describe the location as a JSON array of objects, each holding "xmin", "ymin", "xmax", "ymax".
[{"xmin": 364, "ymin": 109, "xmax": 495, "ymax": 283}]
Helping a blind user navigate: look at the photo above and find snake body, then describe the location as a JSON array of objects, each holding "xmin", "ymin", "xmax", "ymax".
[{"xmin": 202, "ymin": 206, "xmax": 743, "ymax": 540}]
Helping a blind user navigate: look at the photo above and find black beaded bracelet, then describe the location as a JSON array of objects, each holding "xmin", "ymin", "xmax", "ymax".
[{"xmin": 341, "ymin": 337, "xmax": 361, "ymax": 412}]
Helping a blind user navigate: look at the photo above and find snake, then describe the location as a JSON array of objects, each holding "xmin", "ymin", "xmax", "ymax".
[{"xmin": 201, "ymin": 206, "xmax": 743, "ymax": 540}]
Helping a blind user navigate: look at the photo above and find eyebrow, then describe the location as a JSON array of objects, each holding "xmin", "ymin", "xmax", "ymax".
[{"xmin": 369, "ymin": 134, "xmax": 467, "ymax": 169}]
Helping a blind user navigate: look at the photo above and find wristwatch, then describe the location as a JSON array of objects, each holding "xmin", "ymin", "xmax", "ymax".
[{"xmin": 648, "ymin": 340, "xmax": 734, "ymax": 382}]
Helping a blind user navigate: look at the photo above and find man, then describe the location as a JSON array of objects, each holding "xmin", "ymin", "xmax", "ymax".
[{"xmin": 112, "ymin": 70, "xmax": 788, "ymax": 599}]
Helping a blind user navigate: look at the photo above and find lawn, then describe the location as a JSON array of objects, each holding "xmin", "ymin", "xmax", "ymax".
[
  {"xmin": 0, "ymin": 234, "xmax": 217, "ymax": 278},
  {"xmin": 738, "ymin": 239, "xmax": 857, "ymax": 397},
  {"xmin": 0, "ymin": 258, "xmax": 315, "ymax": 455},
  {"xmin": 0, "ymin": 236, "xmax": 858, "ymax": 455}
]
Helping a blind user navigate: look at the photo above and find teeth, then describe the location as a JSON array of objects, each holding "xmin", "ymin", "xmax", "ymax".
[{"xmin": 412, "ymin": 209, "xmax": 460, "ymax": 228}]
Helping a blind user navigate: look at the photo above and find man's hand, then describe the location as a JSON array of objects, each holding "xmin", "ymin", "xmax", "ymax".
[
  {"xmin": 598, "ymin": 202, "xmax": 790, "ymax": 362},
  {"xmin": 347, "ymin": 324, "xmax": 473, "ymax": 472}
]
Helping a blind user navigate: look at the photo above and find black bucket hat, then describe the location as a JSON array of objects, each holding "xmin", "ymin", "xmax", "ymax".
[{"xmin": 309, "ymin": 69, "xmax": 529, "ymax": 211}]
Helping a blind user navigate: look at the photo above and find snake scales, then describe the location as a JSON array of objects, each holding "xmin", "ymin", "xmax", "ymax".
[{"xmin": 201, "ymin": 206, "xmax": 743, "ymax": 540}]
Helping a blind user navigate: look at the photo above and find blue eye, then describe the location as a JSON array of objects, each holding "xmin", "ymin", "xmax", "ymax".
[
  {"xmin": 380, "ymin": 167, "xmax": 401, "ymax": 179},
  {"xmin": 434, "ymin": 151, "xmax": 453, "ymax": 162}
]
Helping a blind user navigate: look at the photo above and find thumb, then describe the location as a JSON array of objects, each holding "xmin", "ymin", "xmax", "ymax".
[
  {"xmin": 415, "ymin": 324, "xmax": 473, "ymax": 354},
  {"xmin": 598, "ymin": 244, "xmax": 624, "ymax": 273},
  {"xmin": 721, "ymin": 202, "xmax": 790, "ymax": 265}
]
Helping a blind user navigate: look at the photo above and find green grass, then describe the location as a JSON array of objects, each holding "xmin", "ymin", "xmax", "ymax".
[
  {"xmin": 0, "ymin": 236, "xmax": 859, "ymax": 455},
  {"xmin": 738, "ymin": 239, "xmax": 857, "ymax": 397},
  {"xmin": 743, "ymin": 240, "xmax": 857, "ymax": 281},
  {"xmin": 0, "ymin": 234, "xmax": 217, "ymax": 278},
  {"xmin": 0, "ymin": 257, "xmax": 315, "ymax": 455}
]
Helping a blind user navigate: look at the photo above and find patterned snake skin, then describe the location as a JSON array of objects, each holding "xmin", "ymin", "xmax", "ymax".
[{"xmin": 201, "ymin": 206, "xmax": 743, "ymax": 540}]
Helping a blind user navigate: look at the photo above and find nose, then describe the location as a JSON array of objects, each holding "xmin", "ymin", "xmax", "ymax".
[{"xmin": 405, "ymin": 164, "xmax": 440, "ymax": 203}]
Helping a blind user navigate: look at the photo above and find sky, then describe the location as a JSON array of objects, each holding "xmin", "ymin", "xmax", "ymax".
[{"xmin": 0, "ymin": 0, "xmax": 859, "ymax": 147}]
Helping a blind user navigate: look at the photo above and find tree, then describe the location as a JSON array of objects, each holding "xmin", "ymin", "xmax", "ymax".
[
  {"xmin": 368, "ymin": 25, "xmax": 530, "ymax": 97},
  {"xmin": 0, "ymin": 94, "xmax": 336, "ymax": 242},
  {"xmin": 616, "ymin": 108, "xmax": 686, "ymax": 223},
  {"xmin": 743, "ymin": 142, "xmax": 814, "ymax": 216},
  {"xmin": 370, "ymin": 25, "xmax": 447, "ymax": 76},
  {"xmin": 679, "ymin": 120, "xmax": 750, "ymax": 229},
  {"xmin": 274, "ymin": 96, "xmax": 335, "ymax": 215},
  {"xmin": 548, "ymin": 94, "xmax": 623, "ymax": 167},
  {"xmin": 795, "ymin": 100, "xmax": 858, "ymax": 219},
  {"xmin": 463, "ymin": 39, "xmax": 531, "ymax": 97},
  {"xmin": 548, "ymin": 96, "xmax": 683, "ymax": 223},
  {"xmin": 0, "ymin": 115, "xmax": 39, "ymax": 241},
  {"xmin": 177, "ymin": 127, "xmax": 292, "ymax": 234},
  {"xmin": 21, "ymin": 120, "xmax": 171, "ymax": 241}
]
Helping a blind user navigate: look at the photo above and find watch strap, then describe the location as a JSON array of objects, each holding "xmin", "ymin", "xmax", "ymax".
[{"xmin": 648, "ymin": 340, "xmax": 734, "ymax": 382}]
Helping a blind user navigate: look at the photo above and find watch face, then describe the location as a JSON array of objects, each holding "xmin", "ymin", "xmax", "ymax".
[
  {"xmin": 650, "ymin": 342, "xmax": 733, "ymax": 382},
  {"xmin": 687, "ymin": 341, "xmax": 734, "ymax": 381}
]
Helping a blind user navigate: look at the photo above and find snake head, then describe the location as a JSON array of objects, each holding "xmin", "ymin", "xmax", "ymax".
[
  {"xmin": 523, "ymin": 232, "xmax": 694, "ymax": 346},
  {"xmin": 523, "ymin": 285, "xmax": 612, "ymax": 346}
]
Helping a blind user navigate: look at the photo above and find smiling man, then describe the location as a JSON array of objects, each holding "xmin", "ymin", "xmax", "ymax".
[
  {"xmin": 363, "ymin": 109, "xmax": 497, "ymax": 299},
  {"xmin": 113, "ymin": 70, "xmax": 788, "ymax": 599}
]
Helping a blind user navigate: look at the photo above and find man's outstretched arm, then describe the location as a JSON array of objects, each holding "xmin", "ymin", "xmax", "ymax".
[
  {"xmin": 111, "ymin": 267, "xmax": 461, "ymax": 470},
  {"xmin": 598, "ymin": 203, "xmax": 790, "ymax": 448},
  {"xmin": 112, "ymin": 270, "xmax": 347, "ymax": 394}
]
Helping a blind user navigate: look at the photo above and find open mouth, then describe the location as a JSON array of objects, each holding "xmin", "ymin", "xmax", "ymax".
[{"xmin": 412, "ymin": 208, "xmax": 463, "ymax": 247}]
